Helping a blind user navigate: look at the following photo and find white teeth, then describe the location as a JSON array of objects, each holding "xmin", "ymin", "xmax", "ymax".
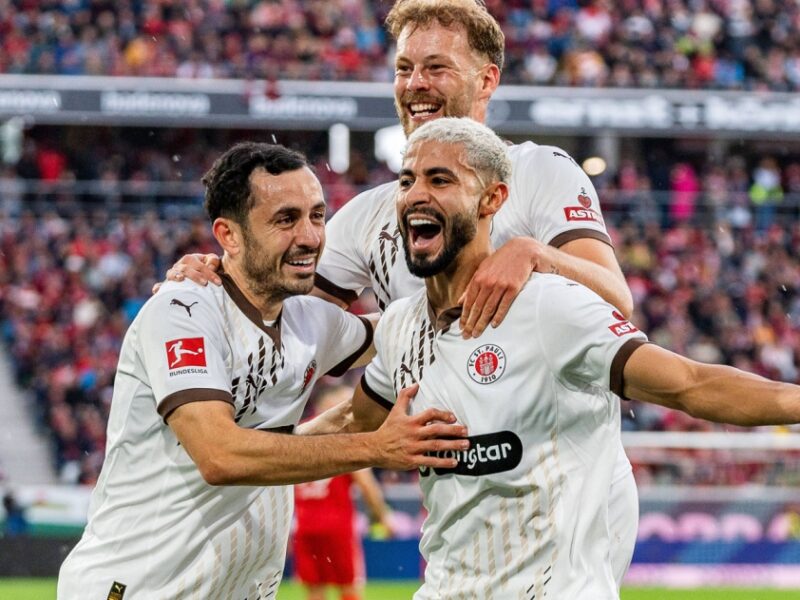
[
  {"xmin": 410, "ymin": 103, "xmax": 439, "ymax": 114},
  {"xmin": 409, "ymin": 218, "xmax": 439, "ymax": 227},
  {"xmin": 288, "ymin": 258, "xmax": 314, "ymax": 266}
]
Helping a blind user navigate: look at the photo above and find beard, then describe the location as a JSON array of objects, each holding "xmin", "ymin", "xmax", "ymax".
[
  {"xmin": 395, "ymin": 90, "xmax": 474, "ymax": 136},
  {"xmin": 241, "ymin": 227, "xmax": 316, "ymax": 300},
  {"xmin": 401, "ymin": 209, "xmax": 477, "ymax": 278}
]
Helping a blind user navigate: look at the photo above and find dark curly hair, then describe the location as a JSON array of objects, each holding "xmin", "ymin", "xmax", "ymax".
[{"xmin": 202, "ymin": 142, "xmax": 309, "ymax": 225}]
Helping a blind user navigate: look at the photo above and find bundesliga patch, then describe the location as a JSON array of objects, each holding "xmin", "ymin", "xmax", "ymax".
[
  {"xmin": 467, "ymin": 344, "xmax": 506, "ymax": 384},
  {"xmin": 165, "ymin": 337, "xmax": 207, "ymax": 369}
]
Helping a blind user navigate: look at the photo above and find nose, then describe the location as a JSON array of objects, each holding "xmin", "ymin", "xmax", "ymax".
[
  {"xmin": 408, "ymin": 66, "xmax": 429, "ymax": 91},
  {"xmin": 399, "ymin": 179, "xmax": 432, "ymax": 209},
  {"xmin": 295, "ymin": 218, "xmax": 323, "ymax": 249}
]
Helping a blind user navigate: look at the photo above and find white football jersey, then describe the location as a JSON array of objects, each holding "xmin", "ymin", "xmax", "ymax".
[
  {"xmin": 316, "ymin": 141, "xmax": 610, "ymax": 311},
  {"xmin": 58, "ymin": 274, "xmax": 371, "ymax": 600},
  {"xmin": 316, "ymin": 141, "xmax": 636, "ymax": 586},
  {"xmin": 363, "ymin": 275, "xmax": 647, "ymax": 600}
]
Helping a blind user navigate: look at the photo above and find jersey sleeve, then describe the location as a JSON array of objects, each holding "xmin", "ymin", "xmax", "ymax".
[
  {"xmin": 136, "ymin": 288, "xmax": 233, "ymax": 421},
  {"xmin": 309, "ymin": 299, "xmax": 374, "ymax": 377},
  {"xmin": 361, "ymin": 318, "xmax": 396, "ymax": 411},
  {"xmin": 513, "ymin": 144, "xmax": 612, "ymax": 248},
  {"xmin": 315, "ymin": 189, "xmax": 375, "ymax": 304},
  {"xmin": 534, "ymin": 277, "xmax": 647, "ymax": 397}
]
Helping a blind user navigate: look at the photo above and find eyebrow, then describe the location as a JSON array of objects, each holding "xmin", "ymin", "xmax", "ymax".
[
  {"xmin": 272, "ymin": 200, "xmax": 326, "ymax": 216},
  {"xmin": 395, "ymin": 54, "xmax": 454, "ymax": 65},
  {"xmin": 399, "ymin": 167, "xmax": 458, "ymax": 179}
]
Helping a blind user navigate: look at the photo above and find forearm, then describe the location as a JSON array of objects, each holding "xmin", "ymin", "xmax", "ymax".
[
  {"xmin": 296, "ymin": 398, "xmax": 354, "ymax": 436},
  {"xmin": 626, "ymin": 350, "xmax": 800, "ymax": 426},
  {"xmin": 198, "ymin": 426, "xmax": 382, "ymax": 486},
  {"xmin": 536, "ymin": 241, "xmax": 632, "ymax": 317}
]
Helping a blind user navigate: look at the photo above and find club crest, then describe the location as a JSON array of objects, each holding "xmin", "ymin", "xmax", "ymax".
[{"xmin": 467, "ymin": 344, "xmax": 506, "ymax": 384}]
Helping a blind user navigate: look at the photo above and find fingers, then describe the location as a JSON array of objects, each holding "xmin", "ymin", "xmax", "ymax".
[
  {"xmin": 460, "ymin": 283, "xmax": 490, "ymax": 337},
  {"xmin": 490, "ymin": 291, "xmax": 515, "ymax": 329},
  {"xmin": 393, "ymin": 383, "xmax": 419, "ymax": 413},
  {"xmin": 152, "ymin": 281, "xmax": 162, "ymax": 295},
  {"xmin": 414, "ymin": 437, "xmax": 470, "ymax": 469},
  {"xmin": 463, "ymin": 287, "xmax": 504, "ymax": 339},
  {"xmin": 412, "ymin": 406, "xmax": 457, "ymax": 425}
]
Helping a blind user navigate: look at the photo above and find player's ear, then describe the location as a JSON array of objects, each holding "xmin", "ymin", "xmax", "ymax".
[
  {"xmin": 212, "ymin": 217, "xmax": 244, "ymax": 256},
  {"xmin": 478, "ymin": 181, "xmax": 508, "ymax": 217},
  {"xmin": 477, "ymin": 63, "xmax": 500, "ymax": 102}
]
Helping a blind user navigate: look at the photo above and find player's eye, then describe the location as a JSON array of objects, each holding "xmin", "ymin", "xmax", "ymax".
[
  {"xmin": 395, "ymin": 64, "xmax": 411, "ymax": 75},
  {"xmin": 399, "ymin": 177, "xmax": 414, "ymax": 189}
]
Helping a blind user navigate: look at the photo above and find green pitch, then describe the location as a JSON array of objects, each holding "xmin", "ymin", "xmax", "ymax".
[{"xmin": 2, "ymin": 579, "xmax": 800, "ymax": 599}]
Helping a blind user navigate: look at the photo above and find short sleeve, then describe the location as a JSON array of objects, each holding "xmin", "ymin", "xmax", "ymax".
[
  {"xmin": 136, "ymin": 289, "xmax": 233, "ymax": 419},
  {"xmin": 315, "ymin": 188, "xmax": 375, "ymax": 303},
  {"xmin": 305, "ymin": 299, "xmax": 373, "ymax": 377},
  {"xmin": 362, "ymin": 319, "xmax": 396, "ymax": 411},
  {"xmin": 512, "ymin": 144, "xmax": 611, "ymax": 248},
  {"xmin": 534, "ymin": 277, "xmax": 647, "ymax": 396}
]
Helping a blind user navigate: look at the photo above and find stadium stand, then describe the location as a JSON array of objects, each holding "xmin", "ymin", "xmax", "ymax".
[{"xmin": 1, "ymin": 0, "xmax": 799, "ymax": 90}]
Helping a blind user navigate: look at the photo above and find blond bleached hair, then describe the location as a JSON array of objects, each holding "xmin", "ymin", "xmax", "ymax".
[
  {"xmin": 406, "ymin": 117, "xmax": 512, "ymax": 186},
  {"xmin": 385, "ymin": 0, "xmax": 505, "ymax": 72}
]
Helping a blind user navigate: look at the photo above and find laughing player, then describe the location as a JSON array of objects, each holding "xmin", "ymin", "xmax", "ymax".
[{"xmin": 352, "ymin": 117, "xmax": 800, "ymax": 599}]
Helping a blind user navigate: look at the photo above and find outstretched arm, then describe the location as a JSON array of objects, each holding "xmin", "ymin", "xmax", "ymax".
[
  {"xmin": 624, "ymin": 343, "xmax": 800, "ymax": 426},
  {"xmin": 460, "ymin": 236, "xmax": 632, "ymax": 338},
  {"xmin": 168, "ymin": 384, "xmax": 467, "ymax": 486}
]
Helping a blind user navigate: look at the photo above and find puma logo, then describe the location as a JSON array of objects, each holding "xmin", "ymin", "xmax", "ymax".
[
  {"xmin": 379, "ymin": 230, "xmax": 399, "ymax": 250},
  {"xmin": 170, "ymin": 299, "xmax": 199, "ymax": 317}
]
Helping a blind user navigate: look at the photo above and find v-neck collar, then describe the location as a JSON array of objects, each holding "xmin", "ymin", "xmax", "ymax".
[
  {"xmin": 426, "ymin": 299, "xmax": 462, "ymax": 334},
  {"xmin": 218, "ymin": 265, "xmax": 282, "ymax": 348}
]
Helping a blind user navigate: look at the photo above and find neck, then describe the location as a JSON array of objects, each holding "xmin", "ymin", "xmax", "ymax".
[
  {"xmin": 425, "ymin": 242, "xmax": 491, "ymax": 317},
  {"xmin": 221, "ymin": 255, "xmax": 283, "ymax": 322}
]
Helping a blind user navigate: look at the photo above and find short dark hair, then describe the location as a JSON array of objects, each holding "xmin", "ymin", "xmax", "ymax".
[{"xmin": 202, "ymin": 142, "xmax": 309, "ymax": 224}]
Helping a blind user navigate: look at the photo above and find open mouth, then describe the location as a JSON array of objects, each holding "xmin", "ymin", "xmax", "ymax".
[
  {"xmin": 284, "ymin": 256, "xmax": 316, "ymax": 273},
  {"xmin": 407, "ymin": 216, "xmax": 443, "ymax": 253}
]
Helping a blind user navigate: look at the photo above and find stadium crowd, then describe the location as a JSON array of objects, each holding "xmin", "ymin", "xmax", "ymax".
[
  {"xmin": 1, "ymin": 0, "xmax": 799, "ymax": 90},
  {"xmin": 1, "ymin": 135, "xmax": 800, "ymax": 486}
]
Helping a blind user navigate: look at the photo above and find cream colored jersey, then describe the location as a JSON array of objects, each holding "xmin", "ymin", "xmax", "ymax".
[
  {"xmin": 315, "ymin": 141, "xmax": 610, "ymax": 311},
  {"xmin": 316, "ymin": 141, "xmax": 636, "ymax": 587},
  {"xmin": 363, "ymin": 275, "xmax": 647, "ymax": 600},
  {"xmin": 58, "ymin": 274, "xmax": 371, "ymax": 600}
]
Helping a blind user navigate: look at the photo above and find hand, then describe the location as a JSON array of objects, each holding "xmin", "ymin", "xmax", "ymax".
[
  {"xmin": 373, "ymin": 384, "xmax": 468, "ymax": 471},
  {"xmin": 152, "ymin": 253, "xmax": 222, "ymax": 294},
  {"xmin": 459, "ymin": 237, "xmax": 543, "ymax": 338}
]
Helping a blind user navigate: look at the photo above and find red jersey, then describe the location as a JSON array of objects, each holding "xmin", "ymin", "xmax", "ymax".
[{"xmin": 294, "ymin": 474, "xmax": 356, "ymax": 536}]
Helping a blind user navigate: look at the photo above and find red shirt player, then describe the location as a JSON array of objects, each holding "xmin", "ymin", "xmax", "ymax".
[{"xmin": 293, "ymin": 385, "xmax": 392, "ymax": 600}]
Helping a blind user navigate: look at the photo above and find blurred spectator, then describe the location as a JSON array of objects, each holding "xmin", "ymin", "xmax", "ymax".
[
  {"xmin": 2, "ymin": 0, "xmax": 800, "ymax": 91},
  {"xmin": 2, "ymin": 489, "xmax": 29, "ymax": 537},
  {"xmin": 749, "ymin": 157, "xmax": 784, "ymax": 231}
]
